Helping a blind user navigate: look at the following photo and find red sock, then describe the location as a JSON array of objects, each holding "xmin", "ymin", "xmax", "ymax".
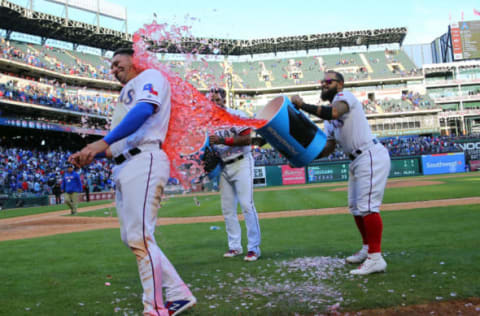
[
  {"xmin": 363, "ymin": 213, "xmax": 383, "ymax": 253},
  {"xmin": 354, "ymin": 215, "xmax": 368, "ymax": 245}
]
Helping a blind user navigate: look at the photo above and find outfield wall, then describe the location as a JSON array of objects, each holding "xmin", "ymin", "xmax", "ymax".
[
  {"xmin": 255, "ymin": 152, "xmax": 466, "ymax": 186},
  {"xmin": 1, "ymin": 154, "xmax": 468, "ymax": 209},
  {"xmin": 47, "ymin": 192, "xmax": 115, "ymax": 205}
]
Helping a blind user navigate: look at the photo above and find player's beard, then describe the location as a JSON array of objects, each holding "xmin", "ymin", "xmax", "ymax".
[{"xmin": 321, "ymin": 86, "xmax": 338, "ymax": 103}]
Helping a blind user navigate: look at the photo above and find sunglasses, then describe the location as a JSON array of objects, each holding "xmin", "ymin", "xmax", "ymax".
[{"xmin": 321, "ymin": 79, "xmax": 339, "ymax": 85}]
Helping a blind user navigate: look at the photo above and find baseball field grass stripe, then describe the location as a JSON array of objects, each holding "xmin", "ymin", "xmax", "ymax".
[
  {"xmin": 2, "ymin": 174, "xmax": 479, "ymax": 220},
  {"xmin": 76, "ymin": 174, "xmax": 480, "ymax": 218},
  {"xmin": 0, "ymin": 200, "xmax": 112, "ymax": 219}
]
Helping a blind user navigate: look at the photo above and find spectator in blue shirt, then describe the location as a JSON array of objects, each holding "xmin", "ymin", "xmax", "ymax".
[{"xmin": 61, "ymin": 165, "xmax": 82, "ymax": 215}]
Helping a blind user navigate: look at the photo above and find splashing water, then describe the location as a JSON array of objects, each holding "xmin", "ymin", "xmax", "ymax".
[{"xmin": 131, "ymin": 21, "xmax": 266, "ymax": 189}]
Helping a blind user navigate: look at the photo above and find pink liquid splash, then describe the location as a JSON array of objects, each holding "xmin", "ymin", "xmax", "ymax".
[{"xmin": 131, "ymin": 21, "xmax": 266, "ymax": 189}]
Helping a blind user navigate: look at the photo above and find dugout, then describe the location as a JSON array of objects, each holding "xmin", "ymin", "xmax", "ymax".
[{"xmin": 0, "ymin": 194, "xmax": 49, "ymax": 210}]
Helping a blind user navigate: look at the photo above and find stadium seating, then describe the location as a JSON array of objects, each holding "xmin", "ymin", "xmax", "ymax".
[
  {"xmin": 0, "ymin": 72, "xmax": 116, "ymax": 116},
  {"xmin": 2, "ymin": 36, "xmax": 424, "ymax": 90},
  {"xmin": 361, "ymin": 90, "xmax": 435, "ymax": 114},
  {"xmin": 1, "ymin": 38, "xmax": 114, "ymax": 81}
]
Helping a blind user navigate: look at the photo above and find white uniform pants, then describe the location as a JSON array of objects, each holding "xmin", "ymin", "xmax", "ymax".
[
  {"xmin": 348, "ymin": 143, "xmax": 391, "ymax": 216},
  {"xmin": 220, "ymin": 153, "xmax": 261, "ymax": 255},
  {"xmin": 114, "ymin": 149, "xmax": 192, "ymax": 316}
]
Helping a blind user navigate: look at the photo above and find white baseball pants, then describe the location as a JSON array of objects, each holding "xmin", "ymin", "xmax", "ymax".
[
  {"xmin": 220, "ymin": 153, "xmax": 261, "ymax": 255},
  {"xmin": 348, "ymin": 143, "xmax": 391, "ymax": 216},
  {"xmin": 114, "ymin": 149, "xmax": 192, "ymax": 316}
]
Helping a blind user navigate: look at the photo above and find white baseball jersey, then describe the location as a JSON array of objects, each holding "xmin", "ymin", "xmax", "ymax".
[
  {"xmin": 324, "ymin": 90, "xmax": 374, "ymax": 155},
  {"xmin": 110, "ymin": 68, "xmax": 193, "ymax": 314},
  {"xmin": 213, "ymin": 107, "xmax": 261, "ymax": 256},
  {"xmin": 323, "ymin": 90, "xmax": 391, "ymax": 216},
  {"xmin": 110, "ymin": 69, "xmax": 171, "ymax": 158},
  {"xmin": 213, "ymin": 108, "xmax": 252, "ymax": 162}
]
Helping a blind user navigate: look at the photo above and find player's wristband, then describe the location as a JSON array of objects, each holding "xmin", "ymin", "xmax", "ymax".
[
  {"xmin": 300, "ymin": 103, "xmax": 319, "ymax": 116},
  {"xmin": 301, "ymin": 103, "xmax": 333, "ymax": 120},
  {"xmin": 224, "ymin": 137, "xmax": 234, "ymax": 146},
  {"xmin": 319, "ymin": 105, "xmax": 333, "ymax": 120}
]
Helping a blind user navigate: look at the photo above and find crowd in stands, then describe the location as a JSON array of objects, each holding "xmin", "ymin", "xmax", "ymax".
[
  {"xmin": 362, "ymin": 91, "xmax": 435, "ymax": 114},
  {"xmin": 0, "ymin": 146, "xmax": 114, "ymax": 196},
  {"xmin": 381, "ymin": 136, "xmax": 461, "ymax": 156},
  {"xmin": 0, "ymin": 36, "xmax": 426, "ymax": 92},
  {"xmin": 0, "ymin": 37, "xmax": 114, "ymax": 81},
  {"xmin": 0, "ymin": 72, "xmax": 116, "ymax": 117},
  {"xmin": 253, "ymin": 135, "xmax": 464, "ymax": 166},
  {"xmin": 0, "ymin": 134, "xmax": 472, "ymax": 198}
]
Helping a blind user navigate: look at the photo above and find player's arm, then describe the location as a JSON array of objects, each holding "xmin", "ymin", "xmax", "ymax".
[
  {"xmin": 70, "ymin": 102, "xmax": 155, "ymax": 167},
  {"xmin": 209, "ymin": 128, "xmax": 252, "ymax": 146},
  {"xmin": 318, "ymin": 139, "xmax": 337, "ymax": 158},
  {"xmin": 291, "ymin": 95, "xmax": 349, "ymax": 120},
  {"xmin": 103, "ymin": 101, "xmax": 156, "ymax": 145}
]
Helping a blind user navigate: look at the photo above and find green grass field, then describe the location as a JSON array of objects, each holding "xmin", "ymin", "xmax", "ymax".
[
  {"xmin": 78, "ymin": 173, "xmax": 480, "ymax": 218},
  {"xmin": 0, "ymin": 173, "xmax": 479, "ymax": 315},
  {"xmin": 0, "ymin": 200, "xmax": 111, "ymax": 219}
]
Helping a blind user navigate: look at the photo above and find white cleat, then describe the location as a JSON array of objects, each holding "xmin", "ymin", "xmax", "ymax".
[
  {"xmin": 345, "ymin": 249, "xmax": 368, "ymax": 264},
  {"xmin": 244, "ymin": 251, "xmax": 260, "ymax": 262},
  {"xmin": 223, "ymin": 249, "xmax": 243, "ymax": 258},
  {"xmin": 350, "ymin": 256, "xmax": 387, "ymax": 275},
  {"xmin": 165, "ymin": 296, "xmax": 197, "ymax": 316}
]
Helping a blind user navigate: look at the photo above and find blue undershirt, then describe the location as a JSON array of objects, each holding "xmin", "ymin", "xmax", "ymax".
[{"xmin": 103, "ymin": 101, "xmax": 155, "ymax": 145}]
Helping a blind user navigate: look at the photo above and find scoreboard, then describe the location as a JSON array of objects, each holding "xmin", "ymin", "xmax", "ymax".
[
  {"xmin": 307, "ymin": 162, "xmax": 349, "ymax": 183},
  {"xmin": 389, "ymin": 157, "xmax": 421, "ymax": 177},
  {"xmin": 451, "ymin": 21, "xmax": 480, "ymax": 60},
  {"xmin": 306, "ymin": 157, "xmax": 421, "ymax": 183}
]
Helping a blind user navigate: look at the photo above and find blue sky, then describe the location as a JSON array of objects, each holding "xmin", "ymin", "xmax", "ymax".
[{"xmin": 10, "ymin": 0, "xmax": 480, "ymax": 45}]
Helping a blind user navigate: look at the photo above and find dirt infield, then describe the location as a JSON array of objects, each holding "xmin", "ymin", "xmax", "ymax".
[
  {"xmin": 329, "ymin": 180, "xmax": 444, "ymax": 191},
  {"xmin": 345, "ymin": 297, "xmax": 480, "ymax": 316}
]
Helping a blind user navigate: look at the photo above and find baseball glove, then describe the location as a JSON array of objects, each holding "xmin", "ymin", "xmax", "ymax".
[{"xmin": 202, "ymin": 146, "xmax": 222, "ymax": 173}]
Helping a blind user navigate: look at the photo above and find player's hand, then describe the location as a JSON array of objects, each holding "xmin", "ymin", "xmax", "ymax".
[
  {"xmin": 290, "ymin": 95, "xmax": 304, "ymax": 109},
  {"xmin": 75, "ymin": 140, "xmax": 109, "ymax": 167},
  {"xmin": 68, "ymin": 151, "xmax": 82, "ymax": 168},
  {"xmin": 209, "ymin": 135, "xmax": 224, "ymax": 145}
]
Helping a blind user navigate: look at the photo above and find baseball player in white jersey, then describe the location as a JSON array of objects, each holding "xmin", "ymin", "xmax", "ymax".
[
  {"xmin": 208, "ymin": 88, "xmax": 262, "ymax": 262},
  {"xmin": 291, "ymin": 70, "xmax": 391, "ymax": 275},
  {"xmin": 69, "ymin": 48, "xmax": 195, "ymax": 316}
]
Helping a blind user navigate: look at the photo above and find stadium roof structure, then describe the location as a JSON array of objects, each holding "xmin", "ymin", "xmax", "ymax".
[
  {"xmin": 0, "ymin": 0, "xmax": 131, "ymax": 50},
  {"xmin": 0, "ymin": 0, "xmax": 407, "ymax": 55}
]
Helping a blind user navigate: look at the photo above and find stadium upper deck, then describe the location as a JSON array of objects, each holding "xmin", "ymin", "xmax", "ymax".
[
  {"xmin": 1, "ymin": 21, "xmax": 480, "ymax": 138},
  {"xmin": 1, "ymin": 37, "xmax": 420, "ymax": 90}
]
